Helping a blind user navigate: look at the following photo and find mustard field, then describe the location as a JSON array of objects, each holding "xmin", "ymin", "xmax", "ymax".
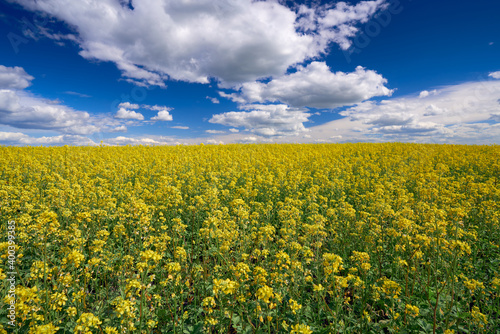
[{"xmin": 1, "ymin": 143, "xmax": 499, "ymax": 334}]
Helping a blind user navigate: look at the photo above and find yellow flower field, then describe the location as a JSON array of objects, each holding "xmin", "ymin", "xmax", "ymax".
[{"xmin": 1, "ymin": 143, "xmax": 499, "ymax": 333}]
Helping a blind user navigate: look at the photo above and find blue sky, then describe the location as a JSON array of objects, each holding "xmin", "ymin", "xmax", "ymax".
[{"xmin": 0, "ymin": 0, "xmax": 499, "ymax": 145}]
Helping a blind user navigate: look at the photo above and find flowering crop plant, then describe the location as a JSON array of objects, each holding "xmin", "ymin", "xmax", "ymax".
[{"xmin": 1, "ymin": 143, "xmax": 499, "ymax": 333}]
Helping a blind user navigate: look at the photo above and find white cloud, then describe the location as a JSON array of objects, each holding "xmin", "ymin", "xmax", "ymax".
[
  {"xmin": 206, "ymin": 96, "xmax": 220, "ymax": 104},
  {"xmin": 118, "ymin": 102, "xmax": 140, "ymax": 109},
  {"xmin": 0, "ymin": 65, "xmax": 137, "ymax": 136},
  {"xmin": 206, "ymin": 139, "xmax": 224, "ymax": 145},
  {"xmin": 144, "ymin": 105, "xmax": 172, "ymax": 111},
  {"xmin": 319, "ymin": 0, "xmax": 387, "ymax": 27},
  {"xmin": 104, "ymin": 135, "xmax": 177, "ymax": 146},
  {"xmin": 0, "ymin": 131, "xmax": 98, "ymax": 145},
  {"xmin": 423, "ymin": 104, "xmax": 447, "ymax": 116},
  {"xmin": 489, "ymin": 71, "xmax": 500, "ymax": 79},
  {"xmin": 115, "ymin": 104, "xmax": 174, "ymax": 121},
  {"xmin": 209, "ymin": 104, "xmax": 311, "ymax": 136},
  {"xmin": 419, "ymin": 89, "xmax": 438, "ymax": 98},
  {"xmin": 239, "ymin": 136, "xmax": 258, "ymax": 143},
  {"xmin": 201, "ymin": 80, "xmax": 500, "ymax": 144},
  {"xmin": 171, "ymin": 125, "xmax": 189, "ymax": 130},
  {"xmin": 229, "ymin": 128, "xmax": 239, "ymax": 133},
  {"xmin": 0, "ymin": 65, "xmax": 180, "ymax": 142},
  {"xmin": 151, "ymin": 109, "xmax": 173, "ymax": 121},
  {"xmin": 12, "ymin": 0, "xmax": 387, "ymax": 87},
  {"xmin": 4, "ymin": 78, "xmax": 500, "ymax": 145},
  {"xmin": 318, "ymin": 0, "xmax": 389, "ymax": 50},
  {"xmin": 206, "ymin": 130, "xmax": 225, "ymax": 134},
  {"xmin": 28, "ymin": 134, "xmax": 97, "ymax": 145},
  {"xmin": 115, "ymin": 107, "xmax": 144, "ymax": 120},
  {"xmin": 218, "ymin": 91, "xmax": 246, "ymax": 104},
  {"xmin": 309, "ymin": 79, "xmax": 500, "ymax": 143},
  {"xmin": 111, "ymin": 125, "xmax": 127, "ymax": 132},
  {"xmin": 0, "ymin": 131, "xmax": 29, "ymax": 143},
  {"xmin": 64, "ymin": 91, "xmax": 91, "ymax": 98},
  {"xmin": 0, "ymin": 90, "xmax": 101, "ymax": 135},
  {"xmin": 0, "ymin": 89, "xmax": 21, "ymax": 111},
  {"xmin": 231, "ymin": 62, "xmax": 392, "ymax": 108},
  {"xmin": 0, "ymin": 65, "xmax": 34, "ymax": 90}
]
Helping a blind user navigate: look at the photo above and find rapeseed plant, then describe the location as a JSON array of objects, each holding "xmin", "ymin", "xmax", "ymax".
[{"xmin": 0, "ymin": 143, "xmax": 498, "ymax": 332}]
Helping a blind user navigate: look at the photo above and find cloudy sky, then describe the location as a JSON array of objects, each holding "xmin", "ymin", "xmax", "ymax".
[{"xmin": 0, "ymin": 0, "xmax": 499, "ymax": 145}]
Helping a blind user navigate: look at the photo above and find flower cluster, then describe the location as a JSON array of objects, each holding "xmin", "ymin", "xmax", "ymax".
[{"xmin": 0, "ymin": 143, "xmax": 499, "ymax": 333}]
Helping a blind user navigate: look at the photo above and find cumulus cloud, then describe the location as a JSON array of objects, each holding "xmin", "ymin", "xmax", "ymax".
[
  {"xmin": 423, "ymin": 104, "xmax": 448, "ymax": 116},
  {"xmin": 11, "ymin": 0, "xmax": 387, "ymax": 87},
  {"xmin": 171, "ymin": 125, "xmax": 189, "ymax": 130},
  {"xmin": 0, "ymin": 65, "xmax": 34, "ymax": 90},
  {"xmin": 111, "ymin": 125, "xmax": 127, "ymax": 132},
  {"xmin": 144, "ymin": 105, "xmax": 172, "ymax": 111},
  {"xmin": 4, "ymin": 79, "xmax": 499, "ymax": 146},
  {"xmin": 206, "ymin": 130, "xmax": 225, "ymax": 134},
  {"xmin": 317, "ymin": 0, "xmax": 389, "ymax": 50},
  {"xmin": 489, "ymin": 71, "xmax": 500, "ymax": 79},
  {"xmin": 0, "ymin": 63, "xmax": 177, "ymax": 138},
  {"xmin": 419, "ymin": 89, "xmax": 438, "ymax": 98},
  {"xmin": 239, "ymin": 136, "xmax": 259, "ymax": 143},
  {"xmin": 118, "ymin": 102, "xmax": 140, "ymax": 109},
  {"xmin": 0, "ymin": 131, "xmax": 98, "ymax": 145},
  {"xmin": 151, "ymin": 109, "xmax": 173, "ymax": 121},
  {"xmin": 312, "ymin": 79, "xmax": 500, "ymax": 142},
  {"xmin": 0, "ymin": 65, "xmax": 137, "ymax": 136},
  {"xmin": 0, "ymin": 131, "xmax": 30, "ymax": 143},
  {"xmin": 222, "ymin": 80, "xmax": 500, "ymax": 144},
  {"xmin": 115, "ymin": 107, "xmax": 144, "ymax": 120},
  {"xmin": 319, "ymin": 0, "xmax": 388, "ymax": 27},
  {"xmin": 114, "ymin": 104, "xmax": 174, "ymax": 121},
  {"xmin": 229, "ymin": 128, "xmax": 239, "ymax": 133},
  {"xmin": 229, "ymin": 62, "xmax": 392, "ymax": 108},
  {"xmin": 206, "ymin": 139, "xmax": 224, "ymax": 145},
  {"xmin": 218, "ymin": 91, "xmax": 246, "ymax": 104},
  {"xmin": 104, "ymin": 135, "xmax": 178, "ymax": 146},
  {"xmin": 209, "ymin": 104, "xmax": 311, "ymax": 136},
  {"xmin": 0, "ymin": 89, "xmax": 99, "ymax": 135}
]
